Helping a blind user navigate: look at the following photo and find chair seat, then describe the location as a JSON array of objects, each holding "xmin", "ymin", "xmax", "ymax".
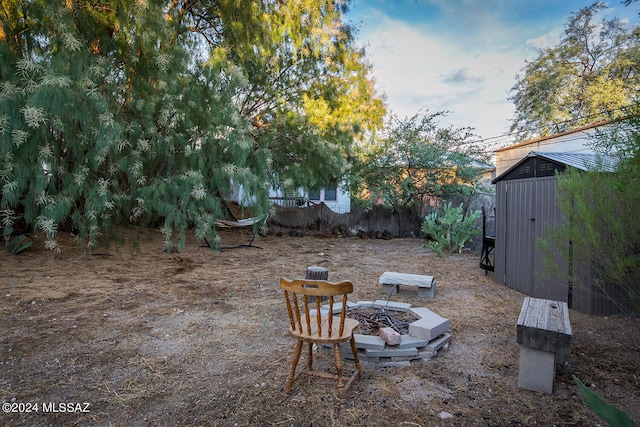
[{"xmin": 289, "ymin": 316, "xmax": 360, "ymax": 344}]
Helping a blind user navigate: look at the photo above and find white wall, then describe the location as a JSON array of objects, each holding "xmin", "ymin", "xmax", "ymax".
[
  {"xmin": 268, "ymin": 184, "xmax": 351, "ymax": 213},
  {"xmin": 495, "ymin": 124, "xmax": 602, "ymax": 177},
  {"xmin": 308, "ymin": 186, "xmax": 351, "ymax": 214}
]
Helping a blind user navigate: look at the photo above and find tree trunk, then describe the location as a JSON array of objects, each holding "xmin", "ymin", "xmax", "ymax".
[
  {"xmin": 306, "ymin": 266, "xmax": 329, "ymax": 303},
  {"xmin": 395, "ymin": 208, "xmax": 403, "ymax": 237},
  {"xmin": 305, "ymin": 266, "xmax": 329, "ymax": 280}
]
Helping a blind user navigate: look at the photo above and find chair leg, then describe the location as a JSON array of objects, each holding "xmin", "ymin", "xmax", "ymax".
[
  {"xmin": 350, "ymin": 336, "xmax": 362, "ymax": 380},
  {"xmin": 333, "ymin": 343, "xmax": 345, "ymax": 399},
  {"xmin": 307, "ymin": 342, "xmax": 314, "ymax": 371},
  {"xmin": 285, "ymin": 341, "xmax": 303, "ymax": 395}
]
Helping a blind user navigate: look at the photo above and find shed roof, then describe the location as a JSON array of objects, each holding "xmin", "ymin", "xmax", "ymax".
[
  {"xmin": 533, "ymin": 152, "xmax": 618, "ymax": 171},
  {"xmin": 492, "ymin": 151, "xmax": 618, "ymax": 183}
]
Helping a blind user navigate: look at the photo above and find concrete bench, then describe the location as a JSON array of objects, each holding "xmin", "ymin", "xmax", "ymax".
[
  {"xmin": 516, "ymin": 297, "xmax": 572, "ymax": 394},
  {"xmin": 379, "ymin": 272, "xmax": 436, "ymax": 299}
]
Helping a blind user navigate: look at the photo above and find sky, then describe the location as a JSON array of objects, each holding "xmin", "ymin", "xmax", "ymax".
[{"xmin": 346, "ymin": 0, "xmax": 640, "ymax": 148}]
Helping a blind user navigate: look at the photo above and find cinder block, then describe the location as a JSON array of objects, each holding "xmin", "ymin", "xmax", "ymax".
[
  {"xmin": 353, "ymin": 334, "xmax": 386, "ymax": 350},
  {"xmin": 355, "ymin": 301, "xmax": 374, "ymax": 308},
  {"xmin": 324, "ymin": 301, "xmax": 358, "ymax": 314},
  {"xmin": 409, "ymin": 313, "xmax": 450, "ymax": 341},
  {"xmin": 365, "ymin": 360, "xmax": 412, "ymax": 368},
  {"xmin": 365, "ymin": 347, "xmax": 418, "ymax": 358},
  {"xmin": 372, "ymin": 300, "xmax": 412, "ymax": 312},
  {"xmin": 518, "ymin": 345, "xmax": 556, "ymax": 394},
  {"xmin": 418, "ymin": 349, "xmax": 437, "ymax": 360},
  {"xmin": 426, "ymin": 332, "xmax": 451, "ymax": 352},
  {"xmin": 391, "ymin": 355, "xmax": 419, "ymax": 362},
  {"xmin": 381, "ymin": 283, "xmax": 398, "ymax": 296},
  {"xmin": 410, "ymin": 307, "xmax": 436, "ymax": 319},
  {"xmin": 346, "ymin": 352, "xmax": 379, "ymax": 363},
  {"xmin": 418, "ymin": 282, "xmax": 436, "ymax": 299},
  {"xmin": 396, "ymin": 335, "xmax": 429, "ymax": 350},
  {"xmin": 309, "ymin": 308, "xmax": 329, "ymax": 316},
  {"xmin": 339, "ymin": 342, "xmax": 355, "ymax": 358}
]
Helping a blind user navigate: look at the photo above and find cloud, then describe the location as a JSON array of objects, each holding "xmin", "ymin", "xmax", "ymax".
[
  {"xmin": 526, "ymin": 29, "xmax": 562, "ymax": 50},
  {"xmin": 357, "ymin": 15, "xmax": 521, "ymax": 136},
  {"xmin": 349, "ymin": 1, "xmax": 600, "ymax": 138},
  {"xmin": 349, "ymin": 0, "xmax": 640, "ymax": 141},
  {"xmin": 441, "ymin": 68, "xmax": 486, "ymax": 85}
]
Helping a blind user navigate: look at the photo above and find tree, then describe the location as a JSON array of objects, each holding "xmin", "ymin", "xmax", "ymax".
[
  {"xmin": 351, "ymin": 112, "xmax": 489, "ymax": 236},
  {"xmin": 509, "ymin": 2, "xmax": 640, "ymax": 140},
  {"xmin": 172, "ymin": 0, "xmax": 386, "ymax": 193},
  {"xmin": 0, "ymin": 0, "xmax": 384, "ymax": 251}
]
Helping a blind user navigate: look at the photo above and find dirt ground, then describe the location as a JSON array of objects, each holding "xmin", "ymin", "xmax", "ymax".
[{"xmin": 1, "ymin": 228, "xmax": 639, "ymax": 427}]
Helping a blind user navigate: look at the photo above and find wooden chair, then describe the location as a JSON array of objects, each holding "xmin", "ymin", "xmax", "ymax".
[{"xmin": 279, "ymin": 277, "xmax": 362, "ymax": 399}]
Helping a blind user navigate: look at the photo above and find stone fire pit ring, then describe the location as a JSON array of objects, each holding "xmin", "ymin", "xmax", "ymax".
[{"xmin": 314, "ymin": 300, "xmax": 451, "ymax": 367}]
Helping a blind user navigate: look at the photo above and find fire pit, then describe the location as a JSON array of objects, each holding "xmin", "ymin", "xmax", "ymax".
[
  {"xmin": 324, "ymin": 300, "xmax": 451, "ymax": 367},
  {"xmin": 347, "ymin": 306, "xmax": 418, "ymax": 335}
]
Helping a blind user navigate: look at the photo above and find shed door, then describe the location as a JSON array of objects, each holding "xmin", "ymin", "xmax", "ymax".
[
  {"xmin": 500, "ymin": 177, "xmax": 568, "ymax": 301},
  {"xmin": 531, "ymin": 177, "xmax": 568, "ymax": 301},
  {"xmin": 504, "ymin": 179, "xmax": 536, "ymax": 295}
]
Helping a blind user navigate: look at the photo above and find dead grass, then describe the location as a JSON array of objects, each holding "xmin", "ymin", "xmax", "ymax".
[{"xmin": 0, "ymin": 228, "xmax": 638, "ymax": 426}]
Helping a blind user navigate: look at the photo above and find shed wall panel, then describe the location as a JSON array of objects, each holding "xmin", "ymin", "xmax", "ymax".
[
  {"xmin": 572, "ymin": 254, "xmax": 632, "ymax": 315},
  {"xmin": 572, "ymin": 259, "xmax": 594, "ymax": 314}
]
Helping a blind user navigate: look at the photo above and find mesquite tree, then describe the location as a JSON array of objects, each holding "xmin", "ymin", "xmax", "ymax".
[
  {"xmin": 0, "ymin": 0, "xmax": 384, "ymax": 251},
  {"xmin": 352, "ymin": 112, "xmax": 489, "ymax": 236},
  {"xmin": 509, "ymin": 2, "xmax": 640, "ymax": 140}
]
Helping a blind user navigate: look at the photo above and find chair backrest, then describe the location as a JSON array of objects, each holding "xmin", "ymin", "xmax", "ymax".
[{"xmin": 279, "ymin": 277, "xmax": 353, "ymax": 339}]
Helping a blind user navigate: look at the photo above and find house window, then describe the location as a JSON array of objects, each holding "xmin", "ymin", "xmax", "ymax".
[
  {"xmin": 324, "ymin": 187, "xmax": 337, "ymax": 201},
  {"xmin": 308, "ymin": 188, "xmax": 321, "ymax": 200},
  {"xmin": 308, "ymin": 187, "xmax": 337, "ymax": 202}
]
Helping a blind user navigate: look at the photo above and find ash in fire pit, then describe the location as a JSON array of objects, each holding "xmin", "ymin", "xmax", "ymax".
[{"xmin": 347, "ymin": 307, "xmax": 418, "ymax": 336}]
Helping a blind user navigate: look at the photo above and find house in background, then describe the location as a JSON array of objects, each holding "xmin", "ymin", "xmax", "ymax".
[
  {"xmin": 269, "ymin": 184, "xmax": 351, "ymax": 214},
  {"xmin": 306, "ymin": 186, "xmax": 351, "ymax": 213},
  {"xmin": 491, "ymin": 120, "xmax": 627, "ymax": 315},
  {"xmin": 494, "ymin": 120, "xmax": 612, "ymax": 176},
  {"xmin": 225, "ymin": 176, "xmax": 351, "ymax": 215}
]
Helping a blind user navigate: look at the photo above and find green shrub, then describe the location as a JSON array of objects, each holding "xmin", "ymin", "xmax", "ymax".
[
  {"xmin": 421, "ymin": 202, "xmax": 480, "ymax": 256},
  {"xmin": 5, "ymin": 234, "xmax": 32, "ymax": 255},
  {"xmin": 3, "ymin": 223, "xmax": 32, "ymax": 255}
]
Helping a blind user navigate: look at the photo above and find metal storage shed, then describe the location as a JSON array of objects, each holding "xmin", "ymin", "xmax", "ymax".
[{"xmin": 491, "ymin": 151, "xmax": 623, "ymax": 315}]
